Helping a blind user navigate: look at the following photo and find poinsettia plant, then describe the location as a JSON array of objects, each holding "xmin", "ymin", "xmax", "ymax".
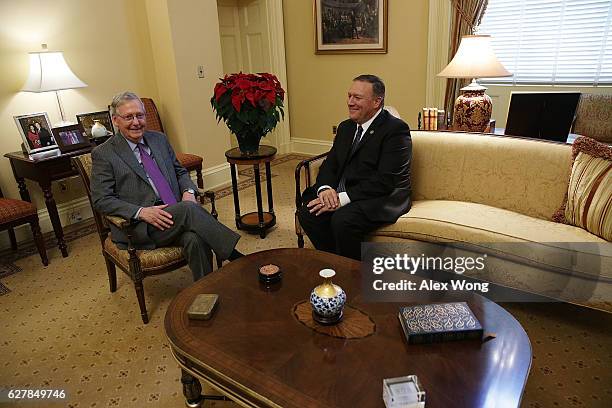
[{"xmin": 211, "ymin": 72, "xmax": 285, "ymax": 152}]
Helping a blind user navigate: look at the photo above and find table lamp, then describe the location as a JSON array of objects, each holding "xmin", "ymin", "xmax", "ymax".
[
  {"xmin": 438, "ymin": 35, "xmax": 511, "ymax": 132},
  {"xmin": 21, "ymin": 44, "xmax": 87, "ymax": 127}
]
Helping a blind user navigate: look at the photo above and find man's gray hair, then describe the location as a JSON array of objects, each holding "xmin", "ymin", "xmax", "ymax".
[{"xmin": 110, "ymin": 91, "xmax": 143, "ymax": 116}]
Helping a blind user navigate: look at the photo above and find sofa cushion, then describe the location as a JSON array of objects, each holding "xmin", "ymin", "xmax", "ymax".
[
  {"xmin": 410, "ymin": 131, "xmax": 573, "ymax": 221},
  {"xmin": 372, "ymin": 200, "xmax": 612, "ymax": 281},
  {"xmin": 553, "ymin": 136, "xmax": 612, "ymax": 241}
]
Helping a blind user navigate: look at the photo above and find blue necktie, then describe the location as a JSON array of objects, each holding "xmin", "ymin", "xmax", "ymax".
[{"xmin": 337, "ymin": 125, "xmax": 363, "ymax": 193}]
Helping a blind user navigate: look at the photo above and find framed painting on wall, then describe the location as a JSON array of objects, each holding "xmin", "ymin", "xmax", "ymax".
[{"xmin": 314, "ymin": 0, "xmax": 388, "ymax": 54}]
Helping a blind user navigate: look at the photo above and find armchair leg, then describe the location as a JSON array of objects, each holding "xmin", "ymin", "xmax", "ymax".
[
  {"xmin": 216, "ymin": 255, "xmax": 223, "ymax": 269},
  {"xmin": 8, "ymin": 228, "xmax": 17, "ymax": 250},
  {"xmin": 104, "ymin": 257, "xmax": 117, "ymax": 292},
  {"xmin": 134, "ymin": 280, "xmax": 149, "ymax": 324},
  {"xmin": 205, "ymin": 190, "xmax": 218, "ymax": 219},
  {"xmin": 195, "ymin": 169, "xmax": 204, "ymax": 189},
  {"xmin": 29, "ymin": 219, "xmax": 48, "ymax": 266},
  {"xmin": 298, "ymin": 234, "xmax": 304, "ymax": 248}
]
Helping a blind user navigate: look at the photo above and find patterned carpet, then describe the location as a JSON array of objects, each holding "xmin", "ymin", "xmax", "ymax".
[{"xmin": 0, "ymin": 154, "xmax": 610, "ymax": 408}]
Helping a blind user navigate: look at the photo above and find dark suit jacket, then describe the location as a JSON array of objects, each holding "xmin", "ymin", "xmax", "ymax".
[
  {"xmin": 90, "ymin": 131, "xmax": 197, "ymax": 249},
  {"xmin": 315, "ymin": 109, "xmax": 412, "ymax": 223}
]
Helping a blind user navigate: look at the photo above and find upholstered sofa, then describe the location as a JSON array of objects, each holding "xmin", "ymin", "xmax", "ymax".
[{"xmin": 295, "ymin": 131, "xmax": 612, "ymax": 311}]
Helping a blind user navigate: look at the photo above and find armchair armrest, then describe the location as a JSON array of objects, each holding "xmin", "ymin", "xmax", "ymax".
[
  {"xmin": 105, "ymin": 215, "xmax": 131, "ymax": 230},
  {"xmin": 294, "ymin": 152, "xmax": 329, "ymax": 209}
]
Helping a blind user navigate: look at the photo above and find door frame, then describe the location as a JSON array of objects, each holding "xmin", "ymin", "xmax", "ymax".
[{"xmin": 264, "ymin": 0, "xmax": 291, "ymax": 154}]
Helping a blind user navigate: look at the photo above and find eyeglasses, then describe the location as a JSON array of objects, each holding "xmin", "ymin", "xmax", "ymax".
[{"xmin": 116, "ymin": 113, "xmax": 146, "ymax": 122}]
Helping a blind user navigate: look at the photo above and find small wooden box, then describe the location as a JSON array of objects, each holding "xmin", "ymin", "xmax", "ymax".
[{"xmin": 187, "ymin": 294, "xmax": 219, "ymax": 320}]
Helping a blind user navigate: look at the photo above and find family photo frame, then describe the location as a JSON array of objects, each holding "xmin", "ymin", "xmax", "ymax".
[
  {"xmin": 13, "ymin": 112, "xmax": 58, "ymax": 154},
  {"xmin": 76, "ymin": 110, "xmax": 114, "ymax": 138},
  {"xmin": 52, "ymin": 123, "xmax": 91, "ymax": 153},
  {"xmin": 314, "ymin": 0, "xmax": 388, "ymax": 54}
]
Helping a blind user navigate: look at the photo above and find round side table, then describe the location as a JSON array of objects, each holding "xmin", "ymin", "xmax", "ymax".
[{"xmin": 225, "ymin": 145, "xmax": 277, "ymax": 238}]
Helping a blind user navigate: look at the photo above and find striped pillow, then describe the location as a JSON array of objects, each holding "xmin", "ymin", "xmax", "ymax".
[{"xmin": 553, "ymin": 137, "xmax": 612, "ymax": 241}]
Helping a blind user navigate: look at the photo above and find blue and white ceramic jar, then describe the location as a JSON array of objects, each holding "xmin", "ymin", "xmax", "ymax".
[{"xmin": 310, "ymin": 269, "xmax": 346, "ymax": 319}]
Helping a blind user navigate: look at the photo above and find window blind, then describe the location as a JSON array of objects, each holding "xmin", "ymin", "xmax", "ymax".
[{"xmin": 476, "ymin": 0, "xmax": 612, "ymax": 85}]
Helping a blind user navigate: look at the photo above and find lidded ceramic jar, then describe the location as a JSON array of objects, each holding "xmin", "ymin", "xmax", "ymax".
[
  {"xmin": 91, "ymin": 120, "xmax": 108, "ymax": 138},
  {"xmin": 310, "ymin": 269, "xmax": 346, "ymax": 323}
]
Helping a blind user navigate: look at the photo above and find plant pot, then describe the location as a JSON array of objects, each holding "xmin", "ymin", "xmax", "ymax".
[{"xmin": 236, "ymin": 133, "xmax": 263, "ymax": 154}]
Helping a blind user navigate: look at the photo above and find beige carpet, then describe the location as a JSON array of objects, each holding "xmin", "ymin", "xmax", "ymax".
[{"xmin": 1, "ymin": 155, "xmax": 611, "ymax": 408}]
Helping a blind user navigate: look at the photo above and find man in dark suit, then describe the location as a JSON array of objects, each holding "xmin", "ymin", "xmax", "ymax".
[
  {"xmin": 91, "ymin": 92, "xmax": 242, "ymax": 280},
  {"xmin": 34, "ymin": 121, "xmax": 54, "ymax": 147},
  {"xmin": 298, "ymin": 75, "xmax": 412, "ymax": 260}
]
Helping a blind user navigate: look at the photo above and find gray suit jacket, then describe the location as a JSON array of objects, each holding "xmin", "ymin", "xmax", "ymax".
[{"xmin": 90, "ymin": 131, "xmax": 197, "ymax": 249}]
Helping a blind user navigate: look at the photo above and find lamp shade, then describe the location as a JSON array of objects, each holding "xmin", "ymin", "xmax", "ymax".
[
  {"xmin": 437, "ymin": 35, "xmax": 511, "ymax": 79},
  {"xmin": 21, "ymin": 51, "xmax": 87, "ymax": 92}
]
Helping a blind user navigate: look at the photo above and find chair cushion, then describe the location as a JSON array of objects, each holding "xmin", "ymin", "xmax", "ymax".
[
  {"xmin": 104, "ymin": 237, "xmax": 185, "ymax": 272},
  {"xmin": 553, "ymin": 136, "xmax": 612, "ymax": 241},
  {"xmin": 176, "ymin": 152, "xmax": 203, "ymax": 170},
  {"xmin": 0, "ymin": 198, "xmax": 37, "ymax": 223},
  {"xmin": 372, "ymin": 200, "xmax": 612, "ymax": 280}
]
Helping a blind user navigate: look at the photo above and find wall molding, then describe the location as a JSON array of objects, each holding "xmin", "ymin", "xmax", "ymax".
[{"xmin": 290, "ymin": 137, "xmax": 333, "ymax": 155}]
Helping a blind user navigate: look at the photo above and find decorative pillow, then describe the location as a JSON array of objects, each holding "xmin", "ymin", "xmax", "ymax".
[{"xmin": 553, "ymin": 136, "xmax": 612, "ymax": 241}]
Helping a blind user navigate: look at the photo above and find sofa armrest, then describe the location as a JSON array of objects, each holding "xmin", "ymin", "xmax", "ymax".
[{"xmin": 294, "ymin": 152, "xmax": 329, "ymax": 209}]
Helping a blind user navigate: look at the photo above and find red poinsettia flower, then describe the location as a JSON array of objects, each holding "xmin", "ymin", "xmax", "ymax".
[{"xmin": 211, "ymin": 72, "xmax": 285, "ymax": 144}]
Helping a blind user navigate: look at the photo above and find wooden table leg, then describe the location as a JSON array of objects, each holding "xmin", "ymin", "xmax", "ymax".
[
  {"xmin": 41, "ymin": 182, "xmax": 68, "ymax": 257},
  {"xmin": 181, "ymin": 369, "xmax": 203, "ymax": 408},
  {"xmin": 229, "ymin": 164, "xmax": 241, "ymax": 229},
  {"xmin": 253, "ymin": 164, "xmax": 265, "ymax": 238},
  {"xmin": 265, "ymin": 161, "xmax": 274, "ymax": 214}
]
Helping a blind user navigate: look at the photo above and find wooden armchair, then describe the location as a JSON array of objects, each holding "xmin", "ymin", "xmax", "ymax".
[
  {"xmin": 0, "ymin": 186, "xmax": 48, "ymax": 266},
  {"xmin": 294, "ymin": 152, "xmax": 329, "ymax": 248},
  {"xmin": 72, "ymin": 154, "xmax": 220, "ymax": 324}
]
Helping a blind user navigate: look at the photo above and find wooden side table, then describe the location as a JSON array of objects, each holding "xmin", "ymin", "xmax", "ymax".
[
  {"xmin": 225, "ymin": 145, "xmax": 276, "ymax": 238},
  {"xmin": 4, "ymin": 146, "xmax": 94, "ymax": 257}
]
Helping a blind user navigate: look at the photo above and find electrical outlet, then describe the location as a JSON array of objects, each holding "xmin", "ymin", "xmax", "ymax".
[
  {"xmin": 332, "ymin": 125, "xmax": 337, "ymax": 134},
  {"xmin": 69, "ymin": 210, "xmax": 83, "ymax": 224},
  {"xmin": 197, "ymin": 65, "xmax": 205, "ymax": 78}
]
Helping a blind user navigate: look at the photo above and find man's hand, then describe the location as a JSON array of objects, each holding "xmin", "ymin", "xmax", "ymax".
[
  {"xmin": 307, "ymin": 197, "xmax": 338, "ymax": 216},
  {"xmin": 138, "ymin": 204, "xmax": 174, "ymax": 230},
  {"xmin": 318, "ymin": 188, "xmax": 339, "ymax": 209},
  {"xmin": 182, "ymin": 191, "xmax": 197, "ymax": 203}
]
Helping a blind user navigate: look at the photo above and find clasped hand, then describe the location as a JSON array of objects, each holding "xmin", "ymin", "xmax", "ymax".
[
  {"xmin": 139, "ymin": 205, "xmax": 174, "ymax": 230},
  {"xmin": 139, "ymin": 192, "xmax": 196, "ymax": 230},
  {"xmin": 307, "ymin": 188, "xmax": 339, "ymax": 216}
]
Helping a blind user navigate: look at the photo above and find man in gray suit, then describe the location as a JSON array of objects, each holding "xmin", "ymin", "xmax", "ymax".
[{"xmin": 91, "ymin": 91, "xmax": 242, "ymax": 280}]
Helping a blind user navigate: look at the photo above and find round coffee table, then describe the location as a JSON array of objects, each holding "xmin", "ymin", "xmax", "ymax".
[{"xmin": 165, "ymin": 248, "xmax": 531, "ymax": 408}]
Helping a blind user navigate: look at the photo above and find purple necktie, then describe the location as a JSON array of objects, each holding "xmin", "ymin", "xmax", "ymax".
[{"xmin": 137, "ymin": 143, "xmax": 177, "ymax": 205}]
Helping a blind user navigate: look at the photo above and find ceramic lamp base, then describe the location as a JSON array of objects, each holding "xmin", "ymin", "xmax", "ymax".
[
  {"xmin": 452, "ymin": 81, "xmax": 493, "ymax": 132},
  {"xmin": 312, "ymin": 310, "xmax": 343, "ymax": 326}
]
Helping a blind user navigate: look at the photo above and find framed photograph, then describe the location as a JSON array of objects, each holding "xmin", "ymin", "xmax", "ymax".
[
  {"xmin": 52, "ymin": 124, "xmax": 91, "ymax": 153},
  {"xmin": 314, "ymin": 0, "xmax": 388, "ymax": 54},
  {"xmin": 76, "ymin": 110, "xmax": 113, "ymax": 138},
  {"xmin": 14, "ymin": 112, "xmax": 58, "ymax": 154}
]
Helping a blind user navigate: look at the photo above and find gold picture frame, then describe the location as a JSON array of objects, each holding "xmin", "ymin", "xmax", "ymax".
[{"xmin": 314, "ymin": 0, "xmax": 388, "ymax": 54}]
